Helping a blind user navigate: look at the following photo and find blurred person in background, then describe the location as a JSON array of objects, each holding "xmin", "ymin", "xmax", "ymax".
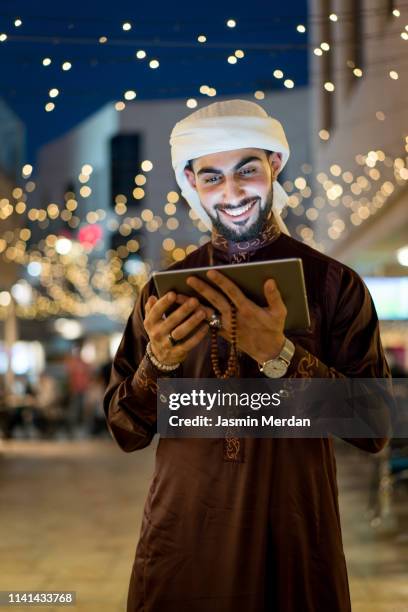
[
  {"xmin": 368, "ymin": 350, "xmax": 408, "ymax": 521},
  {"xmin": 64, "ymin": 342, "xmax": 91, "ymax": 433},
  {"xmin": 33, "ymin": 371, "xmax": 63, "ymax": 438},
  {"xmin": 385, "ymin": 348, "xmax": 407, "ymax": 378},
  {"xmin": 84, "ymin": 367, "xmax": 109, "ymax": 437},
  {"xmin": 2, "ymin": 376, "xmax": 36, "ymax": 439}
]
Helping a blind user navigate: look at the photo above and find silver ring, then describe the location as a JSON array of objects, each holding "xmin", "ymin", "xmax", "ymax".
[
  {"xmin": 208, "ymin": 313, "xmax": 222, "ymax": 330},
  {"xmin": 168, "ymin": 332, "xmax": 178, "ymax": 346}
]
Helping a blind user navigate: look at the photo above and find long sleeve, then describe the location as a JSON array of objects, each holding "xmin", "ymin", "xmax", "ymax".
[
  {"xmin": 285, "ymin": 263, "xmax": 391, "ymax": 453},
  {"xmin": 103, "ymin": 279, "xmax": 180, "ymax": 452}
]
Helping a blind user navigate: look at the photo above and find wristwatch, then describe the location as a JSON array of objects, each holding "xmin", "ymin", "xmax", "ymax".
[{"xmin": 258, "ymin": 338, "xmax": 295, "ymax": 378}]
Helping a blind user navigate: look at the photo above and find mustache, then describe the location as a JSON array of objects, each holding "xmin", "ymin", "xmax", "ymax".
[{"xmin": 216, "ymin": 197, "xmax": 260, "ymax": 211}]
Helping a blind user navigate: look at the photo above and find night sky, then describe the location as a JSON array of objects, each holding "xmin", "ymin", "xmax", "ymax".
[{"xmin": 0, "ymin": 0, "xmax": 308, "ymax": 163}]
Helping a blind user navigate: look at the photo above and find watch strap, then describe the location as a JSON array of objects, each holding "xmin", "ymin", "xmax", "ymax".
[{"xmin": 259, "ymin": 338, "xmax": 295, "ymax": 372}]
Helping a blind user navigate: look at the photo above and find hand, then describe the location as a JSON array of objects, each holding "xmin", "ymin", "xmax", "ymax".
[
  {"xmin": 185, "ymin": 271, "xmax": 287, "ymax": 364},
  {"xmin": 143, "ymin": 292, "xmax": 213, "ymax": 366}
]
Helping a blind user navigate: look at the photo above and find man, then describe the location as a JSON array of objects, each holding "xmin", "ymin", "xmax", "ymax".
[{"xmin": 104, "ymin": 100, "xmax": 390, "ymax": 611}]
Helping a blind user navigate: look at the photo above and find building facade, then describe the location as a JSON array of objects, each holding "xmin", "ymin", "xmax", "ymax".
[{"xmin": 309, "ymin": 0, "xmax": 408, "ymax": 366}]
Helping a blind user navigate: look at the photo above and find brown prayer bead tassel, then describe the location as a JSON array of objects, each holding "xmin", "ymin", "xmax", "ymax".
[{"xmin": 210, "ymin": 303, "xmax": 239, "ymax": 379}]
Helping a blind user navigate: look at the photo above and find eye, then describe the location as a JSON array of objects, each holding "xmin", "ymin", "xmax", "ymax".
[{"xmin": 202, "ymin": 167, "xmax": 256, "ymax": 183}]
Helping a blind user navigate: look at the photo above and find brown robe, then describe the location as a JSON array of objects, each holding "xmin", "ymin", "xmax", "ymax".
[{"xmin": 104, "ymin": 215, "xmax": 390, "ymax": 612}]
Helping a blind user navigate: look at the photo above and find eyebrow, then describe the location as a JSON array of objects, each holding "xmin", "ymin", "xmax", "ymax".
[{"xmin": 196, "ymin": 155, "xmax": 263, "ymax": 176}]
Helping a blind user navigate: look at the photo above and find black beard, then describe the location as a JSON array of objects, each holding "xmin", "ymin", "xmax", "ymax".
[{"xmin": 211, "ymin": 189, "xmax": 274, "ymax": 242}]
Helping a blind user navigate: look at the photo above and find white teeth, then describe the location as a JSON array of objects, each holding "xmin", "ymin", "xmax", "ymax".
[{"xmin": 222, "ymin": 200, "xmax": 255, "ymax": 217}]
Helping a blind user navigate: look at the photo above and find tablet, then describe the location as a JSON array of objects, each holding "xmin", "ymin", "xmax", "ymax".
[{"xmin": 152, "ymin": 258, "xmax": 310, "ymax": 331}]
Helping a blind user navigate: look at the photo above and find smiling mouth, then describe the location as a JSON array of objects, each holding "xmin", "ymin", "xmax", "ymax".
[{"xmin": 218, "ymin": 199, "xmax": 258, "ymax": 221}]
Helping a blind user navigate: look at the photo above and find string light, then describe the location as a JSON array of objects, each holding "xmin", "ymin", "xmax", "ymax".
[
  {"xmin": 62, "ymin": 61, "xmax": 72, "ymax": 71},
  {"xmin": 80, "ymin": 186, "xmax": 92, "ymax": 197},
  {"xmin": 296, "ymin": 25, "xmax": 306, "ymax": 33},
  {"xmin": 134, "ymin": 174, "xmax": 146, "ymax": 185},
  {"xmin": 136, "ymin": 49, "xmax": 146, "ymax": 59},
  {"xmin": 164, "ymin": 203, "xmax": 176, "ymax": 215},
  {"xmin": 82, "ymin": 164, "xmax": 93, "ymax": 175},
  {"xmin": 397, "ymin": 247, "xmax": 408, "ymax": 266},
  {"xmin": 124, "ymin": 90, "xmax": 137, "ymax": 100},
  {"xmin": 133, "ymin": 187, "xmax": 145, "ymax": 200},
  {"xmin": 0, "ymin": 292, "xmax": 11, "ymax": 307},
  {"xmin": 149, "ymin": 59, "xmax": 159, "ymax": 69},
  {"xmin": 55, "ymin": 238, "xmax": 72, "ymax": 255},
  {"xmin": 22, "ymin": 164, "xmax": 33, "ymax": 178},
  {"xmin": 319, "ymin": 129, "xmax": 330, "ymax": 141},
  {"xmin": 122, "ymin": 22, "xmax": 132, "ymax": 31},
  {"xmin": 329, "ymin": 13, "xmax": 338, "ymax": 22},
  {"xmin": 226, "ymin": 19, "xmax": 236, "ymax": 28},
  {"xmin": 141, "ymin": 160, "xmax": 153, "ymax": 172},
  {"xmin": 167, "ymin": 191, "xmax": 179, "ymax": 203},
  {"xmin": 197, "ymin": 35, "xmax": 206, "ymax": 43}
]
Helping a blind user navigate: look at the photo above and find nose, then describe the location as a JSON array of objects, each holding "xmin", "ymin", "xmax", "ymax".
[{"xmin": 221, "ymin": 175, "xmax": 245, "ymax": 206}]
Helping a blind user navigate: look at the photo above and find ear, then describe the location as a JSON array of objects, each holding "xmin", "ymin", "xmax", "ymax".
[
  {"xmin": 268, "ymin": 152, "xmax": 282, "ymax": 179},
  {"xmin": 184, "ymin": 167, "xmax": 197, "ymax": 191}
]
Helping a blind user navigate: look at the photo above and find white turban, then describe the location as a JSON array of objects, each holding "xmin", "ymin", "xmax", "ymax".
[{"xmin": 170, "ymin": 99, "xmax": 291, "ymax": 235}]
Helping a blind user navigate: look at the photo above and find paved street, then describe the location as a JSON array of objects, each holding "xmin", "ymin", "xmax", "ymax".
[{"xmin": 1, "ymin": 437, "xmax": 407, "ymax": 611}]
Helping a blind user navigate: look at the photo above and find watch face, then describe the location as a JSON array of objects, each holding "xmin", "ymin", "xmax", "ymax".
[{"xmin": 262, "ymin": 359, "xmax": 288, "ymax": 378}]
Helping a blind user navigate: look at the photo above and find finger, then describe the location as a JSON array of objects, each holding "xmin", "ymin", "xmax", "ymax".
[
  {"xmin": 176, "ymin": 322, "xmax": 209, "ymax": 352},
  {"xmin": 205, "ymin": 270, "xmax": 248, "ymax": 308},
  {"xmin": 174, "ymin": 293, "xmax": 196, "ymax": 307},
  {"xmin": 175, "ymin": 293, "xmax": 190, "ymax": 304},
  {"xmin": 170, "ymin": 309, "xmax": 208, "ymax": 342},
  {"xmin": 186, "ymin": 276, "xmax": 231, "ymax": 314},
  {"xmin": 145, "ymin": 295, "xmax": 157, "ymax": 314},
  {"xmin": 264, "ymin": 278, "xmax": 282, "ymax": 306},
  {"xmin": 264, "ymin": 279, "xmax": 287, "ymax": 317},
  {"xmin": 203, "ymin": 305, "xmax": 216, "ymax": 319},
  {"xmin": 147, "ymin": 291, "xmax": 177, "ymax": 324},
  {"xmin": 160, "ymin": 297, "xmax": 203, "ymax": 334},
  {"xmin": 175, "ymin": 294, "xmax": 214, "ymax": 319}
]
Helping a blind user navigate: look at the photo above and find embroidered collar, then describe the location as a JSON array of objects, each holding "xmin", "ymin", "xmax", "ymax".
[{"xmin": 210, "ymin": 211, "xmax": 281, "ymax": 259}]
